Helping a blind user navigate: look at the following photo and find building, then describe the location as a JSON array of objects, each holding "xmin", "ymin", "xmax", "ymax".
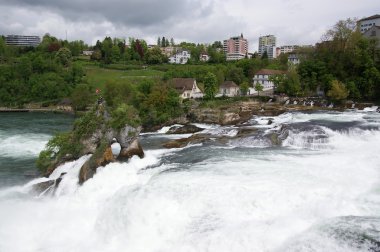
[
  {"xmin": 223, "ymin": 34, "xmax": 248, "ymax": 61},
  {"xmin": 171, "ymin": 78, "xmax": 203, "ymax": 99},
  {"xmin": 200, "ymin": 53, "xmax": 210, "ymax": 62},
  {"xmin": 160, "ymin": 46, "xmax": 178, "ymax": 57},
  {"xmin": 358, "ymin": 15, "xmax": 380, "ymax": 33},
  {"xmin": 217, "ymin": 81, "xmax": 240, "ymax": 97},
  {"xmin": 5, "ymin": 35, "xmax": 41, "ymax": 47},
  {"xmin": 363, "ymin": 25, "xmax": 380, "ymax": 49},
  {"xmin": 288, "ymin": 53, "xmax": 301, "ymax": 65},
  {"xmin": 169, "ymin": 50, "xmax": 191, "ymax": 64},
  {"xmin": 276, "ymin": 45, "xmax": 299, "ymax": 57},
  {"xmin": 82, "ymin": 50, "xmax": 94, "ymax": 56},
  {"xmin": 258, "ymin": 35, "xmax": 276, "ymax": 59},
  {"xmin": 252, "ymin": 69, "xmax": 286, "ymax": 90}
]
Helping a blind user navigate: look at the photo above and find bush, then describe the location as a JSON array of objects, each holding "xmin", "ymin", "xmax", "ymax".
[{"xmin": 110, "ymin": 103, "xmax": 141, "ymax": 129}]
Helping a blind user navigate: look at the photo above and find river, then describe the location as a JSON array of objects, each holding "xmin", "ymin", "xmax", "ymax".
[{"xmin": 0, "ymin": 109, "xmax": 379, "ymax": 252}]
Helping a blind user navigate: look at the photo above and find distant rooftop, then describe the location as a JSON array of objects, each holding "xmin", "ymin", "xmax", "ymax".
[{"xmin": 359, "ymin": 14, "xmax": 380, "ymax": 22}]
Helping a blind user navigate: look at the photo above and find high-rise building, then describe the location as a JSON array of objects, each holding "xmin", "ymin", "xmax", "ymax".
[
  {"xmin": 258, "ymin": 35, "xmax": 276, "ymax": 59},
  {"xmin": 358, "ymin": 14, "xmax": 380, "ymax": 34},
  {"xmin": 223, "ymin": 34, "xmax": 248, "ymax": 61},
  {"xmin": 5, "ymin": 35, "xmax": 41, "ymax": 47}
]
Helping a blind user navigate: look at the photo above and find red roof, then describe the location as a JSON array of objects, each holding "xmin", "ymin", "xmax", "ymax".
[{"xmin": 171, "ymin": 78, "xmax": 195, "ymax": 93}]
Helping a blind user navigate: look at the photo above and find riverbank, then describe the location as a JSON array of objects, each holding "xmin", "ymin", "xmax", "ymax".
[{"xmin": 0, "ymin": 107, "xmax": 74, "ymax": 114}]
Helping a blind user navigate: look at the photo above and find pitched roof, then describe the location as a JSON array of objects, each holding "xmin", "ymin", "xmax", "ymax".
[
  {"xmin": 359, "ymin": 14, "xmax": 380, "ymax": 22},
  {"xmin": 255, "ymin": 69, "xmax": 286, "ymax": 75},
  {"xmin": 171, "ymin": 78, "xmax": 195, "ymax": 93},
  {"xmin": 220, "ymin": 81, "xmax": 238, "ymax": 88}
]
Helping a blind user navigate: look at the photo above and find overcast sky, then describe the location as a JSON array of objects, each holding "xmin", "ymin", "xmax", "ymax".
[{"xmin": 0, "ymin": 0, "xmax": 378, "ymax": 52}]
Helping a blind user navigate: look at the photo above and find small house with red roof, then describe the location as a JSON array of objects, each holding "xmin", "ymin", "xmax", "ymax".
[{"xmin": 171, "ymin": 78, "xmax": 203, "ymax": 99}]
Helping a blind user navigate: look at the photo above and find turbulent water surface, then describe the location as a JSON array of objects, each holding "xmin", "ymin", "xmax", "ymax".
[
  {"xmin": 0, "ymin": 109, "xmax": 380, "ymax": 252},
  {"xmin": 0, "ymin": 112, "xmax": 74, "ymax": 188}
]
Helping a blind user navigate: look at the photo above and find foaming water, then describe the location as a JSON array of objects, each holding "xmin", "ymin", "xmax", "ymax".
[
  {"xmin": 0, "ymin": 110, "xmax": 380, "ymax": 252},
  {"xmin": 0, "ymin": 132, "xmax": 51, "ymax": 158}
]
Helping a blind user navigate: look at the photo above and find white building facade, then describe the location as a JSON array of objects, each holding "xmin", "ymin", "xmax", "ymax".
[
  {"xmin": 252, "ymin": 69, "xmax": 286, "ymax": 90},
  {"xmin": 358, "ymin": 15, "xmax": 380, "ymax": 33},
  {"xmin": 169, "ymin": 50, "xmax": 191, "ymax": 64}
]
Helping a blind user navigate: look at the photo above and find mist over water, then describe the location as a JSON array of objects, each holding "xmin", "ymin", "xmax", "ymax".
[{"xmin": 1, "ymin": 109, "xmax": 380, "ymax": 252}]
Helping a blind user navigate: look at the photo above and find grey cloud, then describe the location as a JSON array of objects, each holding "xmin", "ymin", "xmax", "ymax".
[{"xmin": 2, "ymin": 0, "xmax": 209, "ymax": 27}]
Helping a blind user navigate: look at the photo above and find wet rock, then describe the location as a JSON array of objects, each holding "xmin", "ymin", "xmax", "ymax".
[
  {"xmin": 166, "ymin": 124, "xmax": 203, "ymax": 134},
  {"xmin": 117, "ymin": 139, "xmax": 145, "ymax": 161},
  {"xmin": 162, "ymin": 134, "xmax": 209, "ymax": 149},
  {"xmin": 32, "ymin": 172, "xmax": 66, "ymax": 195},
  {"xmin": 116, "ymin": 125, "xmax": 141, "ymax": 148},
  {"xmin": 236, "ymin": 127, "xmax": 258, "ymax": 138},
  {"xmin": 79, "ymin": 146, "xmax": 115, "ymax": 184},
  {"xmin": 32, "ymin": 180, "xmax": 55, "ymax": 194},
  {"xmin": 221, "ymin": 112, "xmax": 240, "ymax": 125}
]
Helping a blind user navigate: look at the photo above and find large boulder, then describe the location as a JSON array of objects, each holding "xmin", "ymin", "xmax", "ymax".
[
  {"xmin": 166, "ymin": 124, "xmax": 203, "ymax": 134},
  {"xmin": 80, "ymin": 129, "xmax": 104, "ymax": 154},
  {"xmin": 162, "ymin": 134, "xmax": 209, "ymax": 149},
  {"xmin": 79, "ymin": 146, "xmax": 115, "ymax": 184},
  {"xmin": 220, "ymin": 112, "xmax": 240, "ymax": 125},
  {"xmin": 117, "ymin": 139, "xmax": 144, "ymax": 161}
]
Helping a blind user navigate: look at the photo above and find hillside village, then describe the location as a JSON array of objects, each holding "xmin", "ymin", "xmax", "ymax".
[{"xmin": 0, "ymin": 15, "xmax": 379, "ymax": 115}]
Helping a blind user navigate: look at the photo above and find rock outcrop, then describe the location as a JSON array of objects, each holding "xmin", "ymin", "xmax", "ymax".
[
  {"xmin": 166, "ymin": 124, "xmax": 203, "ymax": 134},
  {"xmin": 78, "ymin": 124, "xmax": 144, "ymax": 184}
]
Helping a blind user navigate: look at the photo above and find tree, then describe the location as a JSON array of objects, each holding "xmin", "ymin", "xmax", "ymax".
[
  {"xmin": 161, "ymin": 37, "xmax": 166, "ymax": 47},
  {"xmin": 71, "ymin": 84, "xmax": 93, "ymax": 111},
  {"xmin": 170, "ymin": 38, "xmax": 175, "ymax": 46},
  {"xmin": 203, "ymin": 72, "xmax": 218, "ymax": 99},
  {"xmin": 240, "ymin": 81, "xmax": 250, "ymax": 96},
  {"xmin": 55, "ymin": 47, "xmax": 72, "ymax": 67},
  {"xmin": 284, "ymin": 70, "xmax": 301, "ymax": 96},
  {"xmin": 226, "ymin": 66, "xmax": 245, "ymax": 84},
  {"xmin": 327, "ymin": 80, "xmax": 349, "ymax": 102},
  {"xmin": 157, "ymin": 37, "xmax": 161, "ymax": 47},
  {"xmin": 254, "ymin": 82, "xmax": 264, "ymax": 96}
]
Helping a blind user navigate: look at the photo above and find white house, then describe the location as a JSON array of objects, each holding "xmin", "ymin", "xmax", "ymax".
[
  {"xmin": 252, "ymin": 69, "xmax": 286, "ymax": 90},
  {"xmin": 200, "ymin": 53, "xmax": 210, "ymax": 62},
  {"xmin": 169, "ymin": 50, "xmax": 191, "ymax": 64},
  {"xmin": 217, "ymin": 81, "xmax": 240, "ymax": 97},
  {"xmin": 172, "ymin": 78, "xmax": 203, "ymax": 99},
  {"xmin": 82, "ymin": 50, "xmax": 94, "ymax": 56}
]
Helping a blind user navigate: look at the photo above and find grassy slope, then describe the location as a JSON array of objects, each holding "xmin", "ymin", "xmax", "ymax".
[{"xmin": 82, "ymin": 64, "xmax": 164, "ymax": 90}]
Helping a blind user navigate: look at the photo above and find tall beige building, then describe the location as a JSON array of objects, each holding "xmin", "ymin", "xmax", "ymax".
[{"xmin": 258, "ymin": 35, "xmax": 276, "ymax": 59}]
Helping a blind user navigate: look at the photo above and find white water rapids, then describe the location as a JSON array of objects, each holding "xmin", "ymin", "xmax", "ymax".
[{"xmin": 0, "ymin": 109, "xmax": 380, "ymax": 252}]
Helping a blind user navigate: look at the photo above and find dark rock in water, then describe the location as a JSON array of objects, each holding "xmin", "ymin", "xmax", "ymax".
[
  {"xmin": 236, "ymin": 127, "xmax": 258, "ymax": 138},
  {"xmin": 117, "ymin": 139, "xmax": 145, "ymax": 161},
  {"xmin": 268, "ymin": 119, "xmax": 273, "ymax": 125},
  {"xmin": 162, "ymin": 134, "xmax": 209, "ymax": 149},
  {"xmin": 32, "ymin": 172, "xmax": 67, "ymax": 195},
  {"xmin": 79, "ymin": 146, "xmax": 115, "ymax": 184},
  {"xmin": 32, "ymin": 180, "xmax": 55, "ymax": 194},
  {"xmin": 166, "ymin": 124, "xmax": 203, "ymax": 134}
]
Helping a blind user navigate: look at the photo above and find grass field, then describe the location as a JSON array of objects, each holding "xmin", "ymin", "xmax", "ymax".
[{"xmin": 84, "ymin": 66, "xmax": 164, "ymax": 90}]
